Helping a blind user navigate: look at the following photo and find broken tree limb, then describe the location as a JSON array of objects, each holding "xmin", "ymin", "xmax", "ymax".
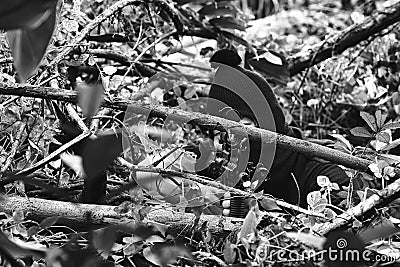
[
  {"xmin": 288, "ymin": 1, "xmax": 400, "ymax": 75},
  {"xmin": 319, "ymin": 176, "xmax": 400, "ymax": 235},
  {"xmin": 0, "ymin": 85, "xmax": 379, "ymax": 174},
  {"xmin": 0, "ymin": 196, "xmax": 242, "ymax": 234}
]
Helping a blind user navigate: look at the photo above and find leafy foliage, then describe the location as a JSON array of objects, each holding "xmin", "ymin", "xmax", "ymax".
[{"xmin": 1, "ymin": 0, "xmax": 400, "ymax": 266}]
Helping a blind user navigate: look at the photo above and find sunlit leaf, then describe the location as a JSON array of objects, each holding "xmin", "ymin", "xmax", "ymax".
[
  {"xmin": 59, "ymin": 152, "xmax": 85, "ymax": 177},
  {"xmin": 375, "ymin": 110, "xmax": 387, "ymax": 129},
  {"xmin": 381, "ymin": 138, "xmax": 400, "ymax": 151},
  {"xmin": 360, "ymin": 111, "xmax": 377, "ymax": 132},
  {"xmin": 62, "ymin": 19, "xmax": 78, "ymax": 33},
  {"xmin": 12, "ymin": 209, "xmax": 24, "ymax": 224},
  {"xmin": 330, "ymin": 134, "xmax": 352, "ymax": 151},
  {"xmin": 377, "ymin": 153, "xmax": 400, "ymax": 165},
  {"xmin": 252, "ymin": 50, "xmax": 283, "ymax": 66},
  {"xmin": 0, "ymin": 230, "xmax": 47, "ymax": 258},
  {"xmin": 317, "ymin": 176, "xmax": 330, "ymax": 187},
  {"xmin": 313, "ymin": 197, "xmax": 328, "ymax": 213},
  {"xmin": 238, "ymin": 209, "xmax": 257, "ymax": 240},
  {"xmin": 223, "ymin": 240, "xmax": 236, "ymax": 264},
  {"xmin": 198, "ymin": 2, "xmax": 239, "ymax": 17},
  {"xmin": 246, "ymin": 49, "xmax": 289, "ymax": 85},
  {"xmin": 350, "ymin": 127, "xmax": 373, "ymax": 138},
  {"xmin": 143, "ymin": 244, "xmax": 191, "ymax": 267},
  {"xmin": 103, "ymin": 65, "xmax": 118, "ymax": 76},
  {"xmin": 382, "ymin": 121, "xmax": 400, "ymax": 130},
  {"xmin": 376, "ymin": 130, "xmax": 391, "ymax": 144},
  {"xmin": 39, "ymin": 216, "xmax": 61, "ymax": 229},
  {"xmin": 92, "ymin": 227, "xmax": 117, "ymax": 255},
  {"xmin": 183, "ymin": 86, "xmax": 196, "ymax": 99},
  {"xmin": 27, "ymin": 226, "xmax": 40, "ymax": 238},
  {"xmin": 259, "ymin": 197, "xmax": 281, "ymax": 211},
  {"xmin": 209, "ymin": 16, "xmax": 246, "ymax": 31}
]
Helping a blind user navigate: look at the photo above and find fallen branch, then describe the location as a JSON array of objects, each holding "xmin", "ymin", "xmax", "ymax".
[
  {"xmin": 0, "ymin": 196, "xmax": 242, "ymax": 234},
  {"xmin": 288, "ymin": 1, "xmax": 400, "ymax": 75},
  {"xmin": 17, "ymin": 131, "xmax": 91, "ymax": 176},
  {"xmin": 319, "ymin": 176, "xmax": 400, "ymax": 235},
  {"xmin": 0, "ymin": 85, "xmax": 378, "ymax": 174}
]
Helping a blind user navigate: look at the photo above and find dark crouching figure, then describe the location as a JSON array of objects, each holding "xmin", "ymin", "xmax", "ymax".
[{"xmin": 207, "ymin": 49, "xmax": 349, "ymax": 212}]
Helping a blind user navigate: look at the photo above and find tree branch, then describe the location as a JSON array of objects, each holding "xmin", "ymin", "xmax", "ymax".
[
  {"xmin": 319, "ymin": 176, "xmax": 400, "ymax": 235},
  {"xmin": 0, "ymin": 85, "xmax": 379, "ymax": 174},
  {"xmin": 288, "ymin": 1, "xmax": 400, "ymax": 75},
  {"xmin": 0, "ymin": 196, "xmax": 241, "ymax": 234}
]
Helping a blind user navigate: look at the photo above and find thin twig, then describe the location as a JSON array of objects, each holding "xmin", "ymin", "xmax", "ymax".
[
  {"xmin": 120, "ymin": 159, "xmax": 326, "ymax": 218},
  {"xmin": 1, "ymin": 122, "xmax": 26, "ymax": 172},
  {"xmin": 17, "ymin": 131, "xmax": 91, "ymax": 176},
  {"xmin": 133, "ymin": 30, "xmax": 178, "ymax": 63}
]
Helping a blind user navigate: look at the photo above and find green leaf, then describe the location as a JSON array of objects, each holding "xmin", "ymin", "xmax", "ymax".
[
  {"xmin": 12, "ymin": 208, "xmax": 24, "ymax": 223},
  {"xmin": 313, "ymin": 197, "xmax": 328, "ymax": 213},
  {"xmin": 183, "ymin": 86, "xmax": 196, "ymax": 99},
  {"xmin": 330, "ymin": 133, "xmax": 352, "ymax": 151},
  {"xmin": 143, "ymin": 244, "xmax": 191, "ymax": 267},
  {"xmin": 307, "ymin": 191, "xmax": 322, "ymax": 208},
  {"xmin": 0, "ymin": 230, "xmax": 47, "ymax": 258},
  {"xmin": 27, "ymin": 226, "xmax": 40, "ymax": 238},
  {"xmin": 350, "ymin": 127, "xmax": 373, "ymax": 138},
  {"xmin": 238, "ymin": 209, "xmax": 257, "ymax": 240},
  {"xmin": 39, "ymin": 216, "xmax": 61, "ymax": 229},
  {"xmin": 198, "ymin": 2, "xmax": 239, "ymax": 17},
  {"xmin": 334, "ymin": 142, "xmax": 351, "ymax": 154},
  {"xmin": 382, "ymin": 121, "xmax": 400, "ymax": 130},
  {"xmin": 375, "ymin": 110, "xmax": 387, "ymax": 129},
  {"xmin": 381, "ymin": 138, "xmax": 400, "ymax": 151},
  {"xmin": 246, "ymin": 49, "xmax": 289, "ymax": 85},
  {"xmin": 92, "ymin": 227, "xmax": 117, "ymax": 255},
  {"xmin": 259, "ymin": 197, "xmax": 281, "ymax": 211},
  {"xmin": 209, "ymin": 16, "xmax": 246, "ymax": 31},
  {"xmin": 250, "ymin": 163, "xmax": 269, "ymax": 190},
  {"xmin": 223, "ymin": 240, "xmax": 236, "ymax": 264},
  {"xmin": 252, "ymin": 50, "xmax": 283, "ymax": 65},
  {"xmin": 360, "ymin": 111, "xmax": 377, "ymax": 132},
  {"xmin": 377, "ymin": 153, "xmax": 400, "ymax": 165},
  {"xmin": 376, "ymin": 131, "xmax": 391, "ymax": 143}
]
